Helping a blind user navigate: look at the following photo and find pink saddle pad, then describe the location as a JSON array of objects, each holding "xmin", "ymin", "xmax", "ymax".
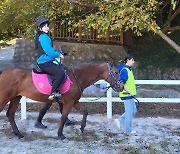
[{"xmin": 32, "ymin": 71, "xmax": 73, "ymax": 95}]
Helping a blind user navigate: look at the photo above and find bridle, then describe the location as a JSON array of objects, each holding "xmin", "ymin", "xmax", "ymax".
[
  {"xmin": 105, "ymin": 63, "xmax": 123, "ymax": 92},
  {"xmin": 71, "ymin": 63, "xmax": 123, "ymax": 101}
]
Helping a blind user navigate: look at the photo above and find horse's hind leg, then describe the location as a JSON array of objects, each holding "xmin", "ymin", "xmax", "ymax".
[
  {"xmin": 0, "ymin": 101, "xmax": 7, "ymax": 112},
  {"xmin": 6, "ymin": 96, "xmax": 23, "ymax": 139},
  {"xmin": 74, "ymin": 101, "xmax": 88, "ymax": 133},
  {"xmin": 57, "ymin": 102, "xmax": 74, "ymax": 126},
  {"xmin": 0, "ymin": 96, "xmax": 9, "ymax": 112},
  {"xmin": 35, "ymin": 102, "xmax": 52, "ymax": 129}
]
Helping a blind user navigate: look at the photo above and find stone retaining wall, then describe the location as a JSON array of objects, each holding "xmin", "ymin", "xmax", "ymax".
[
  {"xmin": 13, "ymin": 39, "xmax": 180, "ymax": 80},
  {"xmin": 13, "ymin": 39, "xmax": 126, "ymax": 68}
]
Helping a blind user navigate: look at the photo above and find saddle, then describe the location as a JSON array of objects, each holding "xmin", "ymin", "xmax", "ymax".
[
  {"xmin": 32, "ymin": 67, "xmax": 73, "ymax": 95},
  {"xmin": 32, "ymin": 67, "xmax": 54, "ymax": 85}
]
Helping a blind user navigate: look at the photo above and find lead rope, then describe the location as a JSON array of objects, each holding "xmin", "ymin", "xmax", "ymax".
[
  {"xmin": 123, "ymin": 92, "xmax": 141, "ymax": 109},
  {"xmin": 132, "ymin": 95, "xmax": 141, "ymax": 109}
]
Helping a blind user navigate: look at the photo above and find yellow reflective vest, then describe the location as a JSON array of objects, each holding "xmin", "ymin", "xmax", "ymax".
[{"xmin": 119, "ymin": 67, "xmax": 136, "ymax": 98}]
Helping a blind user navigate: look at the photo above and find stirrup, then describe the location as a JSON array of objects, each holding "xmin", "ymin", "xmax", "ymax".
[{"xmin": 48, "ymin": 92, "xmax": 61, "ymax": 100}]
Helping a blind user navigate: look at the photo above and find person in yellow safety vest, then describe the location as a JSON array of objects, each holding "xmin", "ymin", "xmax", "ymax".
[{"xmin": 114, "ymin": 54, "xmax": 137, "ymax": 134}]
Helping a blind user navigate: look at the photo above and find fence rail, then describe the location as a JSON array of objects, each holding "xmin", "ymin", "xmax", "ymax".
[
  {"xmin": 20, "ymin": 80, "xmax": 180, "ymax": 120},
  {"xmin": 52, "ymin": 20, "xmax": 123, "ymax": 45}
]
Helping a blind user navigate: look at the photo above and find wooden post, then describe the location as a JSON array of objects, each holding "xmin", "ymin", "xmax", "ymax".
[
  {"xmin": 120, "ymin": 30, "xmax": 124, "ymax": 45},
  {"xmin": 78, "ymin": 26, "xmax": 82, "ymax": 42},
  {"xmin": 51, "ymin": 20, "xmax": 56, "ymax": 40},
  {"xmin": 106, "ymin": 28, "xmax": 110, "ymax": 44}
]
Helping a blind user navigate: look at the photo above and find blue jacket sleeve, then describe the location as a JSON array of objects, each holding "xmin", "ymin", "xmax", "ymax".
[
  {"xmin": 39, "ymin": 34, "xmax": 61, "ymax": 58},
  {"xmin": 120, "ymin": 69, "xmax": 128, "ymax": 84}
]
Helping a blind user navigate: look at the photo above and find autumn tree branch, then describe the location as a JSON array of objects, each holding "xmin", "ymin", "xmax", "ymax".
[
  {"xmin": 157, "ymin": 31, "xmax": 180, "ymax": 54},
  {"xmin": 66, "ymin": 0, "xmax": 100, "ymax": 8},
  {"xmin": 162, "ymin": 7, "xmax": 180, "ymax": 32}
]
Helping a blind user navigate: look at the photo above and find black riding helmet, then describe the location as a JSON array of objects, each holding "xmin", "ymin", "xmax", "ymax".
[{"xmin": 36, "ymin": 18, "xmax": 50, "ymax": 28}]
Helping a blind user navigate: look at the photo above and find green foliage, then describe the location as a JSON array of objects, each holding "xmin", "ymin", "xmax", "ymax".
[
  {"xmin": 0, "ymin": 0, "xmax": 179, "ymax": 41},
  {"xmin": 0, "ymin": 0, "xmax": 74, "ymax": 38},
  {"xmin": 0, "ymin": 0, "xmax": 41, "ymax": 38},
  {"xmin": 82, "ymin": 0, "xmax": 160, "ymax": 35},
  {"xmin": 136, "ymin": 30, "xmax": 180, "ymax": 69},
  {"xmin": 171, "ymin": 0, "xmax": 178, "ymax": 10},
  {"xmin": 156, "ymin": 0, "xmax": 179, "ymax": 30}
]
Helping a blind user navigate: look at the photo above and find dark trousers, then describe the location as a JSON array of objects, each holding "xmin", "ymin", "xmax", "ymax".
[{"xmin": 38, "ymin": 61, "xmax": 66, "ymax": 94}]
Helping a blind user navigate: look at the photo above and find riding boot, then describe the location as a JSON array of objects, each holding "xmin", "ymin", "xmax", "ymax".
[{"xmin": 48, "ymin": 91, "xmax": 62, "ymax": 100}]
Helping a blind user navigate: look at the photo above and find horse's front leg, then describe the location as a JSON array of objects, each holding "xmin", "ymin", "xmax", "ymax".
[
  {"xmin": 74, "ymin": 101, "xmax": 88, "ymax": 133},
  {"xmin": 58, "ymin": 103, "xmax": 72, "ymax": 140},
  {"xmin": 6, "ymin": 96, "xmax": 23, "ymax": 139}
]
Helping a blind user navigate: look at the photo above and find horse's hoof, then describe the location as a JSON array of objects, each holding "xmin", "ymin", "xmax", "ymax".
[
  {"xmin": 59, "ymin": 134, "xmax": 66, "ymax": 140},
  {"xmin": 35, "ymin": 121, "xmax": 47, "ymax": 129},
  {"xmin": 18, "ymin": 134, "xmax": 24, "ymax": 139},
  {"xmin": 15, "ymin": 133, "xmax": 24, "ymax": 139},
  {"xmin": 65, "ymin": 119, "xmax": 75, "ymax": 126},
  {"xmin": 80, "ymin": 127, "xmax": 84, "ymax": 133}
]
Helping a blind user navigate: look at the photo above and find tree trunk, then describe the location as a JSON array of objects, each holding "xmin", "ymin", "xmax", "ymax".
[
  {"xmin": 123, "ymin": 30, "xmax": 134, "ymax": 48},
  {"xmin": 157, "ymin": 31, "xmax": 180, "ymax": 54}
]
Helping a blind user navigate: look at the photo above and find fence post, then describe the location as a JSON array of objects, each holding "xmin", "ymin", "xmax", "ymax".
[
  {"xmin": 52, "ymin": 19, "xmax": 56, "ymax": 40},
  {"xmin": 106, "ymin": 28, "xmax": 110, "ymax": 44},
  {"xmin": 20, "ymin": 96, "xmax": 27, "ymax": 120},
  {"xmin": 120, "ymin": 30, "xmax": 124, "ymax": 45},
  {"xmin": 107, "ymin": 84, "xmax": 112, "ymax": 119}
]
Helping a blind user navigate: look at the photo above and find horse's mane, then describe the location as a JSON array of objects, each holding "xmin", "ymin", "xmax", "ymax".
[{"xmin": 65, "ymin": 62, "xmax": 105, "ymax": 69}]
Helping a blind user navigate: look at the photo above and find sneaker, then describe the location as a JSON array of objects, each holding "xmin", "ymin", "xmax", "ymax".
[
  {"xmin": 130, "ymin": 130, "xmax": 136, "ymax": 134},
  {"xmin": 48, "ymin": 92, "xmax": 61, "ymax": 100},
  {"xmin": 125, "ymin": 130, "xmax": 136, "ymax": 135},
  {"xmin": 114, "ymin": 119, "xmax": 121, "ymax": 129}
]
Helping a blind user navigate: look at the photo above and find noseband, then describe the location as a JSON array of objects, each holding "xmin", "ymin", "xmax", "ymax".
[{"xmin": 106, "ymin": 63, "xmax": 123, "ymax": 92}]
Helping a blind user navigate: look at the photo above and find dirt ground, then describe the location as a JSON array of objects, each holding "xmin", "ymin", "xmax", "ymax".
[{"xmin": 0, "ymin": 110, "xmax": 179, "ymax": 154}]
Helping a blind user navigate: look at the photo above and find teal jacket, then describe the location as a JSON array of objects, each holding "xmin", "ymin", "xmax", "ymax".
[{"xmin": 36, "ymin": 33, "xmax": 61, "ymax": 64}]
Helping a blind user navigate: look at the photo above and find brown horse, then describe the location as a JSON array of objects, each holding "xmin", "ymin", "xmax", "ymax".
[{"xmin": 0, "ymin": 62, "xmax": 123, "ymax": 140}]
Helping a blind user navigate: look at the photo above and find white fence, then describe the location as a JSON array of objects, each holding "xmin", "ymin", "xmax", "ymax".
[{"xmin": 20, "ymin": 80, "xmax": 180, "ymax": 120}]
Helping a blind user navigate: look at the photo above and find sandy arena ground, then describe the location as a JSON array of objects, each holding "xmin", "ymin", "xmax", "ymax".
[{"xmin": 0, "ymin": 111, "xmax": 179, "ymax": 154}]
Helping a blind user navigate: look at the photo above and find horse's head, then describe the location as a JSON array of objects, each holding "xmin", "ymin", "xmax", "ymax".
[{"xmin": 105, "ymin": 62, "xmax": 124, "ymax": 92}]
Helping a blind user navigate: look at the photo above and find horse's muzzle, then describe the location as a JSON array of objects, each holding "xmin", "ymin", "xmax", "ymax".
[{"xmin": 112, "ymin": 81, "xmax": 124, "ymax": 92}]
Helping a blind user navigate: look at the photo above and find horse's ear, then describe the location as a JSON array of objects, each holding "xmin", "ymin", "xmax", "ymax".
[{"xmin": 109, "ymin": 57, "xmax": 116, "ymax": 67}]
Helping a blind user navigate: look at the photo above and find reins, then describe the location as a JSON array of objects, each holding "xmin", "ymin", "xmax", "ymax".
[
  {"xmin": 71, "ymin": 66, "xmax": 83, "ymax": 94},
  {"xmin": 71, "ymin": 63, "xmax": 140, "ymax": 108},
  {"xmin": 71, "ymin": 63, "xmax": 117, "ymax": 101},
  {"xmin": 71, "ymin": 66, "xmax": 111, "ymax": 101},
  {"xmin": 83, "ymin": 87, "xmax": 111, "ymax": 101}
]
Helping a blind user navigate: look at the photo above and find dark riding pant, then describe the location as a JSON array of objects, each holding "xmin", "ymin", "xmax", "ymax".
[{"xmin": 38, "ymin": 61, "xmax": 66, "ymax": 94}]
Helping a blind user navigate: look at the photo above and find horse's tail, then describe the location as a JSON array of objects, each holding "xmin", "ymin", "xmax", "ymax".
[{"xmin": 0, "ymin": 70, "xmax": 2, "ymax": 75}]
